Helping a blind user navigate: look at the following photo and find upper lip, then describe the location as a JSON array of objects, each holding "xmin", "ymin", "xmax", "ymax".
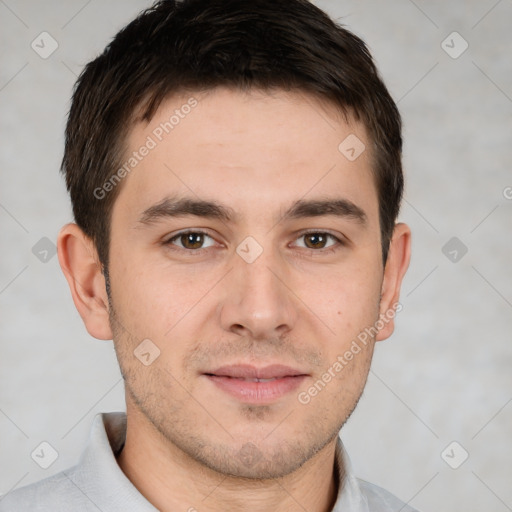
[{"xmin": 205, "ymin": 364, "xmax": 308, "ymax": 379}]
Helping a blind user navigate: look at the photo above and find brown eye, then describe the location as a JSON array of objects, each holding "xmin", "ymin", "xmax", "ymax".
[
  {"xmin": 180, "ymin": 232, "xmax": 204, "ymax": 249},
  {"xmin": 295, "ymin": 232, "xmax": 341, "ymax": 251},
  {"xmin": 166, "ymin": 231, "xmax": 215, "ymax": 250},
  {"xmin": 303, "ymin": 233, "xmax": 328, "ymax": 249}
]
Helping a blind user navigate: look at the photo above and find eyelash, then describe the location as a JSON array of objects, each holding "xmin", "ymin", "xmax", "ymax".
[{"xmin": 163, "ymin": 229, "xmax": 345, "ymax": 255}]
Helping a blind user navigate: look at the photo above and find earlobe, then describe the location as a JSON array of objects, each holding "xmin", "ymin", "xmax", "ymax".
[
  {"xmin": 57, "ymin": 223, "xmax": 113, "ymax": 340},
  {"xmin": 376, "ymin": 223, "xmax": 411, "ymax": 342}
]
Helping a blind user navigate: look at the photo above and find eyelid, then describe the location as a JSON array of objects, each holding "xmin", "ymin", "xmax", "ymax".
[{"xmin": 295, "ymin": 228, "xmax": 345, "ymax": 240}]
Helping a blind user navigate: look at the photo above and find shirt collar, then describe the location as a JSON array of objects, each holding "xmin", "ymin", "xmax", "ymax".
[
  {"xmin": 71, "ymin": 412, "xmax": 158, "ymax": 511},
  {"xmin": 332, "ymin": 434, "xmax": 370, "ymax": 511},
  {"xmin": 76, "ymin": 412, "xmax": 369, "ymax": 511}
]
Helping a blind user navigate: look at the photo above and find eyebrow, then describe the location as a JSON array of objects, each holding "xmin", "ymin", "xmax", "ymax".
[
  {"xmin": 138, "ymin": 197, "xmax": 236, "ymax": 225},
  {"xmin": 283, "ymin": 198, "xmax": 367, "ymax": 224},
  {"xmin": 137, "ymin": 196, "xmax": 367, "ymax": 226}
]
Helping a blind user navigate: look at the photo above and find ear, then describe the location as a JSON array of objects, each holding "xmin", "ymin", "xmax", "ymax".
[
  {"xmin": 376, "ymin": 222, "xmax": 411, "ymax": 342},
  {"xmin": 57, "ymin": 223, "xmax": 113, "ymax": 340}
]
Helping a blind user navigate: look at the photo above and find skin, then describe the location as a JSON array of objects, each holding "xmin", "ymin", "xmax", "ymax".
[{"xmin": 58, "ymin": 87, "xmax": 411, "ymax": 512}]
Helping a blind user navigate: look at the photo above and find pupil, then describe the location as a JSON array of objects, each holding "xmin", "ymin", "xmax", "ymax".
[
  {"xmin": 183, "ymin": 233, "xmax": 203, "ymax": 249},
  {"xmin": 306, "ymin": 233, "xmax": 325, "ymax": 248}
]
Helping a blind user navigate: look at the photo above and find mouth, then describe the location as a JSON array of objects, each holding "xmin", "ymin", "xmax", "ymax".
[{"xmin": 203, "ymin": 364, "xmax": 309, "ymax": 403}]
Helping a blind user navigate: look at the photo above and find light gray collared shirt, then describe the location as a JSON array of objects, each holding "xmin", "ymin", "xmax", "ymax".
[{"xmin": 1, "ymin": 412, "xmax": 418, "ymax": 511}]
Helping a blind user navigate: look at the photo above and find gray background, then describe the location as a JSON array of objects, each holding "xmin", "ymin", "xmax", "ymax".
[{"xmin": 1, "ymin": 0, "xmax": 511, "ymax": 510}]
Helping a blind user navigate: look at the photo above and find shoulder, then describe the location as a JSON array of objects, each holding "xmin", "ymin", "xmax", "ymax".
[
  {"xmin": 0, "ymin": 466, "xmax": 89, "ymax": 512},
  {"xmin": 357, "ymin": 478, "xmax": 420, "ymax": 512}
]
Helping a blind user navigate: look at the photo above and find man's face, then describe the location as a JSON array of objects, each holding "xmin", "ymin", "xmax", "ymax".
[{"xmin": 108, "ymin": 87, "xmax": 387, "ymax": 478}]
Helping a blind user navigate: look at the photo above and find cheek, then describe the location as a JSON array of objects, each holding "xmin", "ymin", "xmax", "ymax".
[
  {"xmin": 321, "ymin": 263, "xmax": 382, "ymax": 328},
  {"xmin": 306, "ymin": 272, "xmax": 381, "ymax": 390},
  {"xmin": 109, "ymin": 257, "xmax": 209, "ymax": 337}
]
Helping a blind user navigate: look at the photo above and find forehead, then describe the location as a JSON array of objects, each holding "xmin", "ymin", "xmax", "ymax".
[{"xmin": 114, "ymin": 87, "xmax": 378, "ymax": 226}]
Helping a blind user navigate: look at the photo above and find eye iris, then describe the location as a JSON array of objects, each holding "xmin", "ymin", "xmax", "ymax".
[
  {"xmin": 182, "ymin": 233, "xmax": 204, "ymax": 249},
  {"xmin": 305, "ymin": 233, "xmax": 326, "ymax": 249}
]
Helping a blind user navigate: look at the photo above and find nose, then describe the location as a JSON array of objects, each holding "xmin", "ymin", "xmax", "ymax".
[{"xmin": 219, "ymin": 245, "xmax": 298, "ymax": 340}]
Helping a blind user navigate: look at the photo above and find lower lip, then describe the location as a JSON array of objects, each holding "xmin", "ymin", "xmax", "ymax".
[{"xmin": 205, "ymin": 375, "xmax": 307, "ymax": 403}]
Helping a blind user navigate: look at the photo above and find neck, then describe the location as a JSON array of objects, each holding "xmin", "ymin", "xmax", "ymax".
[{"xmin": 116, "ymin": 406, "xmax": 341, "ymax": 512}]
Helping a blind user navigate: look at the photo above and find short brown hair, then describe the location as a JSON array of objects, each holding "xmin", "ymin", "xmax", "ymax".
[{"xmin": 62, "ymin": 0, "xmax": 403, "ymax": 267}]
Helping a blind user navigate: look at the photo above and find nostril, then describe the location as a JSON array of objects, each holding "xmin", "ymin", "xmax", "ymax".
[{"xmin": 230, "ymin": 323, "xmax": 246, "ymax": 334}]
